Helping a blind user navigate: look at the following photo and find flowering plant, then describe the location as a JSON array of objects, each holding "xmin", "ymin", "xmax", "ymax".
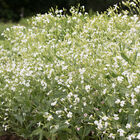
[{"xmin": 0, "ymin": 1, "xmax": 140, "ymax": 139}]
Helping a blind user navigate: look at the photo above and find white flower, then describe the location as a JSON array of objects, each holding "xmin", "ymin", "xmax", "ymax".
[
  {"xmin": 109, "ymin": 133, "xmax": 115, "ymax": 139},
  {"xmin": 67, "ymin": 112, "xmax": 72, "ymax": 118},
  {"xmin": 114, "ymin": 114, "xmax": 119, "ymax": 120},
  {"xmin": 85, "ymin": 85, "xmax": 91, "ymax": 92},
  {"xmin": 137, "ymin": 133, "xmax": 140, "ymax": 139},
  {"xmin": 127, "ymin": 134, "xmax": 135, "ymax": 140},
  {"xmin": 55, "ymin": 125, "xmax": 59, "ymax": 129},
  {"xmin": 67, "ymin": 92, "xmax": 73, "ymax": 98},
  {"xmin": 79, "ymin": 68, "xmax": 86, "ymax": 74},
  {"xmin": 44, "ymin": 112, "xmax": 49, "ymax": 116},
  {"xmin": 74, "ymin": 97, "xmax": 80, "ymax": 103},
  {"xmin": 83, "ymin": 102, "xmax": 87, "ymax": 106},
  {"xmin": 98, "ymin": 123, "xmax": 103, "ymax": 130},
  {"xmin": 103, "ymin": 89, "xmax": 107, "ymax": 94},
  {"xmin": 89, "ymin": 115, "xmax": 93, "ymax": 120},
  {"xmin": 127, "ymin": 135, "xmax": 132, "ymax": 140},
  {"xmin": 84, "ymin": 113, "xmax": 88, "ymax": 117},
  {"xmin": 131, "ymin": 99, "xmax": 137, "ymax": 105},
  {"xmin": 117, "ymin": 129, "xmax": 125, "ymax": 136},
  {"xmin": 120, "ymin": 101, "xmax": 125, "ymax": 107},
  {"xmin": 47, "ymin": 115, "xmax": 53, "ymax": 121},
  {"xmin": 130, "ymin": 2, "xmax": 136, "ymax": 6},
  {"xmin": 117, "ymin": 76, "xmax": 124, "ymax": 83},
  {"xmin": 51, "ymin": 101, "xmax": 57, "ymax": 106},
  {"xmin": 131, "ymin": 93, "xmax": 135, "ymax": 98},
  {"xmin": 94, "ymin": 120, "xmax": 98, "ymax": 125},
  {"xmin": 134, "ymin": 109, "xmax": 138, "ymax": 114},
  {"xmin": 64, "ymin": 107, "xmax": 67, "ymax": 112},
  {"xmin": 65, "ymin": 120, "xmax": 69, "ymax": 125},
  {"xmin": 77, "ymin": 127, "xmax": 80, "ymax": 131},
  {"xmin": 125, "ymin": 93, "xmax": 129, "ymax": 97},
  {"xmin": 43, "ymin": 112, "xmax": 53, "ymax": 121},
  {"xmin": 95, "ymin": 120, "xmax": 103, "ymax": 130},
  {"xmin": 115, "ymin": 99, "xmax": 120, "ymax": 104},
  {"xmin": 112, "ymin": 83, "xmax": 115, "ymax": 88},
  {"xmin": 56, "ymin": 110, "xmax": 62, "ymax": 114},
  {"xmin": 119, "ymin": 109, "xmax": 122, "ymax": 113},
  {"xmin": 105, "ymin": 122, "xmax": 108, "ymax": 128},
  {"xmin": 102, "ymin": 116, "xmax": 108, "ymax": 121},
  {"xmin": 126, "ymin": 123, "xmax": 131, "ymax": 129},
  {"xmin": 137, "ymin": 123, "xmax": 140, "ymax": 127},
  {"xmin": 37, "ymin": 122, "xmax": 41, "ymax": 127},
  {"xmin": 134, "ymin": 85, "xmax": 140, "ymax": 93}
]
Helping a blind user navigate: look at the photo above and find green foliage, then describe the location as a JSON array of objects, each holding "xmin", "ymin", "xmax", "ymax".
[{"xmin": 0, "ymin": 1, "xmax": 140, "ymax": 140}]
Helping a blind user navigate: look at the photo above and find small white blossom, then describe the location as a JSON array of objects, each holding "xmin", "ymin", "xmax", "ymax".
[
  {"xmin": 109, "ymin": 133, "xmax": 115, "ymax": 139},
  {"xmin": 137, "ymin": 123, "xmax": 140, "ymax": 127},
  {"xmin": 51, "ymin": 101, "xmax": 57, "ymax": 106},
  {"xmin": 83, "ymin": 102, "xmax": 87, "ymax": 106},
  {"xmin": 115, "ymin": 99, "xmax": 120, "ymax": 104},
  {"xmin": 67, "ymin": 112, "xmax": 72, "ymax": 118},
  {"xmin": 127, "ymin": 134, "xmax": 135, "ymax": 140},
  {"xmin": 47, "ymin": 115, "xmax": 53, "ymax": 121},
  {"xmin": 55, "ymin": 125, "xmax": 59, "ymax": 129},
  {"xmin": 120, "ymin": 100, "xmax": 125, "ymax": 107},
  {"xmin": 84, "ymin": 113, "xmax": 88, "ymax": 117},
  {"xmin": 131, "ymin": 99, "xmax": 137, "ymax": 105},
  {"xmin": 98, "ymin": 122, "xmax": 103, "ymax": 130},
  {"xmin": 134, "ymin": 109, "xmax": 139, "ymax": 114},
  {"xmin": 117, "ymin": 129, "xmax": 125, "ymax": 136},
  {"xmin": 137, "ymin": 133, "xmax": 140, "ymax": 139},
  {"xmin": 126, "ymin": 123, "xmax": 131, "ymax": 129},
  {"xmin": 127, "ymin": 135, "xmax": 132, "ymax": 140},
  {"xmin": 114, "ymin": 114, "xmax": 119, "ymax": 120},
  {"xmin": 79, "ymin": 68, "xmax": 86, "ymax": 74},
  {"xmin": 103, "ymin": 89, "xmax": 107, "ymax": 94},
  {"xmin": 102, "ymin": 116, "xmax": 108, "ymax": 121},
  {"xmin": 56, "ymin": 110, "xmax": 62, "ymax": 114},
  {"xmin": 112, "ymin": 83, "xmax": 116, "ymax": 88},
  {"xmin": 117, "ymin": 76, "xmax": 124, "ymax": 83},
  {"xmin": 134, "ymin": 85, "xmax": 140, "ymax": 93},
  {"xmin": 65, "ymin": 120, "xmax": 69, "ymax": 125},
  {"xmin": 105, "ymin": 122, "xmax": 108, "ymax": 128},
  {"xmin": 85, "ymin": 85, "xmax": 91, "ymax": 92},
  {"xmin": 94, "ymin": 120, "xmax": 103, "ymax": 130},
  {"xmin": 94, "ymin": 120, "xmax": 98, "ymax": 125}
]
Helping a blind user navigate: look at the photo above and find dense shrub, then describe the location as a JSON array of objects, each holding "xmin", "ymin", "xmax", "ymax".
[{"xmin": 0, "ymin": 1, "xmax": 140, "ymax": 140}]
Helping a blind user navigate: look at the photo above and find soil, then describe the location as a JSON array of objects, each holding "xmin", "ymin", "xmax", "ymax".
[{"xmin": 0, "ymin": 135, "xmax": 26, "ymax": 140}]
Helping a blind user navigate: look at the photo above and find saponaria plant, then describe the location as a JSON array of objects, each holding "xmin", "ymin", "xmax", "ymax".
[{"xmin": 0, "ymin": 1, "xmax": 140, "ymax": 140}]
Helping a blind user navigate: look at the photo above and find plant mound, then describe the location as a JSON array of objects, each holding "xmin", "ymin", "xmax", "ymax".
[{"xmin": 0, "ymin": 3, "xmax": 140, "ymax": 140}]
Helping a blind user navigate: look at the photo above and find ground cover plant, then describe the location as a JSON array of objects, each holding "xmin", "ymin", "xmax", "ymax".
[{"xmin": 0, "ymin": 0, "xmax": 140, "ymax": 139}]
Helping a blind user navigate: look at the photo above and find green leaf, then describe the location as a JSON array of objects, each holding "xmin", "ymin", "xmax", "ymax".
[
  {"xmin": 14, "ymin": 114, "xmax": 23, "ymax": 125},
  {"xmin": 128, "ymin": 114, "xmax": 135, "ymax": 124},
  {"xmin": 106, "ymin": 95, "xmax": 116, "ymax": 107},
  {"xmin": 84, "ymin": 127, "xmax": 91, "ymax": 136},
  {"xmin": 30, "ymin": 128, "xmax": 43, "ymax": 137},
  {"xmin": 133, "ymin": 51, "xmax": 138, "ymax": 65},
  {"xmin": 121, "ymin": 52, "xmax": 133, "ymax": 65}
]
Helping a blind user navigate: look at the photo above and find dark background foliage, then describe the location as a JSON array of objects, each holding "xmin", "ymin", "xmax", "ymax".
[{"xmin": 0, "ymin": 0, "xmax": 122, "ymax": 21}]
